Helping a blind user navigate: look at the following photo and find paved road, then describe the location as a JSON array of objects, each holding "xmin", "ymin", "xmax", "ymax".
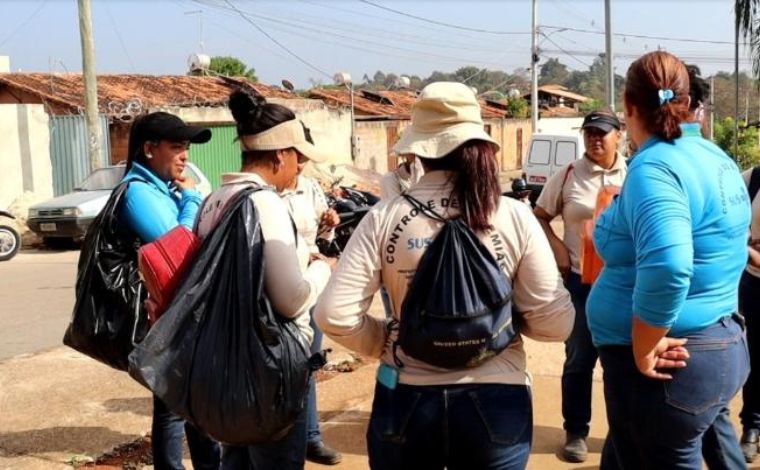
[{"xmin": 0, "ymin": 249, "xmax": 79, "ymax": 361}]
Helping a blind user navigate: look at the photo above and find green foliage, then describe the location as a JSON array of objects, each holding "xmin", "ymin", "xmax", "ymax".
[
  {"xmin": 198, "ymin": 56, "xmax": 257, "ymax": 81},
  {"xmin": 714, "ymin": 117, "xmax": 760, "ymax": 169},
  {"xmin": 578, "ymin": 98, "xmax": 605, "ymax": 115},
  {"xmin": 506, "ymin": 97, "xmax": 529, "ymax": 119},
  {"xmin": 539, "ymin": 58, "xmax": 570, "ymax": 86}
]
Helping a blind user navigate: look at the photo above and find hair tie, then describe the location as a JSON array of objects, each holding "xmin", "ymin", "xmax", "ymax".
[{"xmin": 658, "ymin": 89, "xmax": 675, "ymax": 105}]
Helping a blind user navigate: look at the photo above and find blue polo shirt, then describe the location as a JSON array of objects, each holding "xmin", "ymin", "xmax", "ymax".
[
  {"xmin": 120, "ymin": 162, "xmax": 203, "ymax": 243},
  {"xmin": 587, "ymin": 123, "xmax": 750, "ymax": 346}
]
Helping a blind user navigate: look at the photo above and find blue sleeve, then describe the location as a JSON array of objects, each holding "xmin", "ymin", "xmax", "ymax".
[
  {"xmin": 122, "ymin": 183, "xmax": 201, "ymax": 243},
  {"xmin": 622, "ymin": 162, "xmax": 694, "ymax": 328},
  {"xmin": 178, "ymin": 189, "xmax": 202, "ymax": 230}
]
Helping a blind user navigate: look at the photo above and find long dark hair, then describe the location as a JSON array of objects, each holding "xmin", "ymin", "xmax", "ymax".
[
  {"xmin": 624, "ymin": 51, "xmax": 690, "ymax": 141},
  {"xmin": 228, "ymin": 89, "xmax": 312, "ymax": 165},
  {"xmin": 420, "ymin": 140, "xmax": 501, "ymax": 232}
]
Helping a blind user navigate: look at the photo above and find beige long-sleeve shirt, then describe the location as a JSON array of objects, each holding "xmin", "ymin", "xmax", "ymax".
[
  {"xmin": 315, "ymin": 171, "xmax": 575, "ymax": 386},
  {"xmin": 281, "ymin": 175, "xmax": 333, "ymax": 254},
  {"xmin": 536, "ymin": 155, "xmax": 627, "ymax": 274},
  {"xmin": 195, "ymin": 172, "xmax": 332, "ymax": 345}
]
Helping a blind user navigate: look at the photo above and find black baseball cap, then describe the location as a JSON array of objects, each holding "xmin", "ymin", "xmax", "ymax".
[
  {"xmin": 133, "ymin": 112, "xmax": 212, "ymax": 144},
  {"xmin": 581, "ymin": 111, "xmax": 621, "ymax": 134}
]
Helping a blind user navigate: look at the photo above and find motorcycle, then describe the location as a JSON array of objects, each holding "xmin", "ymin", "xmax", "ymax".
[
  {"xmin": 317, "ymin": 186, "xmax": 380, "ymax": 257},
  {"xmin": 0, "ymin": 210, "xmax": 21, "ymax": 261}
]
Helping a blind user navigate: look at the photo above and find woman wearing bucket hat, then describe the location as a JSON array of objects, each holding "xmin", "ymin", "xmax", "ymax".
[
  {"xmin": 315, "ymin": 82, "xmax": 574, "ymax": 469},
  {"xmin": 532, "ymin": 109, "xmax": 626, "ymax": 463},
  {"xmin": 120, "ymin": 112, "xmax": 222, "ymax": 470},
  {"xmin": 194, "ymin": 90, "xmax": 336, "ymax": 470}
]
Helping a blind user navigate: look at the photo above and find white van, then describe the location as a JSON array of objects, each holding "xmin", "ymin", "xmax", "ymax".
[{"xmin": 523, "ymin": 134, "xmax": 585, "ymax": 198}]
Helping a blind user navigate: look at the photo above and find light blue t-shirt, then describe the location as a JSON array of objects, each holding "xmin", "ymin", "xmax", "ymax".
[
  {"xmin": 120, "ymin": 162, "xmax": 202, "ymax": 243},
  {"xmin": 587, "ymin": 123, "xmax": 750, "ymax": 346}
]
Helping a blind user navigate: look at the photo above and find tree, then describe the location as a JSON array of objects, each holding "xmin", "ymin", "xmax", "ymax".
[
  {"xmin": 714, "ymin": 117, "xmax": 760, "ymax": 169},
  {"xmin": 737, "ymin": 0, "xmax": 760, "ymax": 77},
  {"xmin": 578, "ymin": 98, "xmax": 605, "ymax": 115},
  {"xmin": 198, "ymin": 56, "xmax": 257, "ymax": 81},
  {"xmin": 506, "ymin": 97, "xmax": 529, "ymax": 119},
  {"xmin": 539, "ymin": 58, "xmax": 570, "ymax": 86}
]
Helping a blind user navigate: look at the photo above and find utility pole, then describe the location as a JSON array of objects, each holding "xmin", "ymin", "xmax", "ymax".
[
  {"xmin": 604, "ymin": 0, "xmax": 614, "ymax": 110},
  {"xmin": 77, "ymin": 0, "xmax": 102, "ymax": 171},
  {"xmin": 735, "ymin": 14, "xmax": 740, "ymax": 159},
  {"xmin": 710, "ymin": 76, "xmax": 715, "ymax": 141},
  {"xmin": 531, "ymin": 0, "xmax": 539, "ymax": 132}
]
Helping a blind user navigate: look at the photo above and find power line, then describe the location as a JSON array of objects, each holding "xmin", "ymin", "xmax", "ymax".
[
  {"xmin": 357, "ymin": 0, "xmax": 530, "ymax": 35},
  {"xmin": 0, "ymin": 0, "xmax": 47, "ymax": 48},
  {"xmin": 200, "ymin": 1, "xmax": 520, "ymax": 69},
  {"xmin": 542, "ymin": 24, "xmax": 742, "ymax": 46},
  {"xmin": 103, "ymin": 3, "xmax": 136, "ymax": 73},
  {"xmin": 220, "ymin": 0, "xmax": 332, "ymax": 79},
  {"xmin": 540, "ymin": 33, "xmax": 591, "ymax": 68}
]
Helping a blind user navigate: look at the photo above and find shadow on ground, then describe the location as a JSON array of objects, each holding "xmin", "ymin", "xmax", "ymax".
[
  {"xmin": 102, "ymin": 397, "xmax": 152, "ymax": 417},
  {"xmin": 0, "ymin": 426, "xmax": 139, "ymax": 456},
  {"xmin": 319, "ymin": 410, "xmax": 370, "ymax": 457}
]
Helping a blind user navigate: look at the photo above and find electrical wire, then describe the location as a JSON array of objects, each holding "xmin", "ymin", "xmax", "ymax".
[
  {"xmin": 357, "ymin": 0, "xmax": 530, "ymax": 35},
  {"xmin": 540, "ymin": 33, "xmax": 591, "ymax": 68},
  {"xmin": 103, "ymin": 3, "xmax": 137, "ymax": 73},
  {"xmin": 221, "ymin": 0, "xmax": 332, "ymax": 79},
  {"xmin": 0, "ymin": 0, "xmax": 48, "ymax": 48},
  {"xmin": 542, "ymin": 24, "xmax": 742, "ymax": 46}
]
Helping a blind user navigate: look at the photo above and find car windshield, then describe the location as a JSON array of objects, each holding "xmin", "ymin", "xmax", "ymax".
[{"xmin": 75, "ymin": 167, "xmax": 124, "ymax": 191}]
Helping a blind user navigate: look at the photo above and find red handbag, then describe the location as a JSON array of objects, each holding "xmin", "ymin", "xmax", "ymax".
[{"xmin": 138, "ymin": 225, "xmax": 201, "ymax": 325}]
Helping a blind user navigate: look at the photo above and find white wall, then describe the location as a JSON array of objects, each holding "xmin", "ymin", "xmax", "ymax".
[
  {"xmin": 0, "ymin": 104, "xmax": 52, "ymax": 209},
  {"xmin": 534, "ymin": 117, "xmax": 584, "ymax": 136}
]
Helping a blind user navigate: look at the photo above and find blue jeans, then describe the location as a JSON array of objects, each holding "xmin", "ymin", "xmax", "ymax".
[
  {"xmin": 598, "ymin": 316, "xmax": 749, "ymax": 470},
  {"xmin": 220, "ymin": 405, "xmax": 308, "ymax": 470},
  {"xmin": 367, "ymin": 381, "xmax": 532, "ymax": 470},
  {"xmin": 702, "ymin": 406, "xmax": 746, "ymax": 470},
  {"xmin": 307, "ymin": 312, "xmax": 323, "ymax": 445},
  {"xmin": 561, "ymin": 272, "xmax": 596, "ymax": 437},
  {"xmin": 152, "ymin": 395, "xmax": 221, "ymax": 470},
  {"xmin": 739, "ymin": 271, "xmax": 760, "ymax": 432}
]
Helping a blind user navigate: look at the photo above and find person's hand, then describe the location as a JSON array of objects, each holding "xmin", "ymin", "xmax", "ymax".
[
  {"xmin": 320, "ymin": 208, "xmax": 341, "ymax": 230},
  {"xmin": 174, "ymin": 175, "xmax": 196, "ymax": 192},
  {"xmin": 310, "ymin": 253, "xmax": 338, "ymax": 270},
  {"xmin": 634, "ymin": 337, "xmax": 689, "ymax": 380}
]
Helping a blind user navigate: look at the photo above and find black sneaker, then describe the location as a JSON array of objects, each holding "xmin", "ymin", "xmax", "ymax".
[
  {"xmin": 306, "ymin": 441, "xmax": 342, "ymax": 466},
  {"xmin": 561, "ymin": 433, "xmax": 588, "ymax": 463},
  {"xmin": 741, "ymin": 428, "xmax": 759, "ymax": 463}
]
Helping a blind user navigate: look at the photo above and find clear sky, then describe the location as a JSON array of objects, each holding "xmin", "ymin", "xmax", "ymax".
[{"xmin": 0, "ymin": 0, "xmax": 748, "ymax": 89}]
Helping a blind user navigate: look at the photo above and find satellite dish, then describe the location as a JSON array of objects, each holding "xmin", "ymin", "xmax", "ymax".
[
  {"xmin": 394, "ymin": 76, "xmax": 411, "ymax": 89},
  {"xmin": 281, "ymin": 79, "xmax": 295, "ymax": 92},
  {"xmin": 187, "ymin": 53, "xmax": 211, "ymax": 73},
  {"xmin": 507, "ymin": 88, "xmax": 521, "ymax": 99},
  {"xmin": 333, "ymin": 72, "xmax": 352, "ymax": 86}
]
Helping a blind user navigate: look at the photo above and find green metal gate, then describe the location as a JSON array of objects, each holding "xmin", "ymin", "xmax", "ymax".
[{"xmin": 189, "ymin": 125, "xmax": 240, "ymax": 190}]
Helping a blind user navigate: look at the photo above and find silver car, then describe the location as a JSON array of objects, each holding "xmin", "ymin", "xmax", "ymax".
[{"xmin": 27, "ymin": 163, "xmax": 212, "ymax": 245}]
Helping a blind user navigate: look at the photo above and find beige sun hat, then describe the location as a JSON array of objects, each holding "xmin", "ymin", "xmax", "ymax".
[
  {"xmin": 239, "ymin": 119, "xmax": 328, "ymax": 163},
  {"xmin": 394, "ymin": 82, "xmax": 500, "ymax": 159}
]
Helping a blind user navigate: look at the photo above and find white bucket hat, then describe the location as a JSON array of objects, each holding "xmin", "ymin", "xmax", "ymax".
[{"xmin": 394, "ymin": 82, "xmax": 500, "ymax": 159}]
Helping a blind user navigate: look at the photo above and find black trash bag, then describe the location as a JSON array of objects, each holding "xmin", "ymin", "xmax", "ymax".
[
  {"xmin": 63, "ymin": 182, "xmax": 148, "ymax": 371},
  {"xmin": 129, "ymin": 187, "xmax": 316, "ymax": 446},
  {"xmin": 395, "ymin": 195, "xmax": 516, "ymax": 369}
]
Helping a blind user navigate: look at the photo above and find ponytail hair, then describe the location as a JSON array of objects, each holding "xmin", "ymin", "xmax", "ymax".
[
  {"xmin": 624, "ymin": 51, "xmax": 691, "ymax": 141},
  {"xmin": 420, "ymin": 140, "xmax": 501, "ymax": 232}
]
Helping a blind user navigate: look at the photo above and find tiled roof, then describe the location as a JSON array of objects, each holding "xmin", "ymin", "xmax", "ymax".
[
  {"xmin": 524, "ymin": 84, "xmax": 589, "ymax": 103},
  {"xmin": 0, "ymin": 73, "xmax": 293, "ymax": 116},
  {"xmin": 308, "ymin": 88, "xmax": 506, "ymax": 119}
]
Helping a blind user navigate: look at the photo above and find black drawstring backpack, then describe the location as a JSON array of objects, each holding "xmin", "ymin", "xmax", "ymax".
[
  {"xmin": 129, "ymin": 186, "xmax": 326, "ymax": 445},
  {"xmin": 394, "ymin": 195, "xmax": 516, "ymax": 369}
]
